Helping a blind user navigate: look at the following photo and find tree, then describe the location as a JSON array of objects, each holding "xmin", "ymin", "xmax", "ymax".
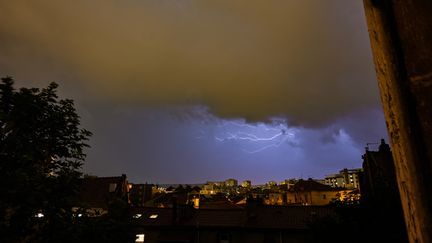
[{"xmin": 0, "ymin": 77, "xmax": 92, "ymax": 242}]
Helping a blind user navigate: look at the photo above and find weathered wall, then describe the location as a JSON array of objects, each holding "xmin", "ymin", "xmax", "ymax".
[{"xmin": 363, "ymin": 1, "xmax": 432, "ymax": 242}]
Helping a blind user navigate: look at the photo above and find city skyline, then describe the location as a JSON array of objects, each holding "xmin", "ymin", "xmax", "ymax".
[{"xmin": 100, "ymin": 165, "xmax": 364, "ymax": 186}]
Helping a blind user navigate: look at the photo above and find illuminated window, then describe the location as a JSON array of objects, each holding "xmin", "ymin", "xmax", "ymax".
[
  {"xmin": 136, "ymin": 234, "xmax": 145, "ymax": 242},
  {"xmin": 133, "ymin": 214, "xmax": 142, "ymax": 219},
  {"xmin": 149, "ymin": 214, "xmax": 158, "ymax": 219}
]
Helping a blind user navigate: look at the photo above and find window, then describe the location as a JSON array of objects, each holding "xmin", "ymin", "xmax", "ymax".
[
  {"xmin": 218, "ymin": 232, "xmax": 231, "ymax": 243},
  {"xmin": 135, "ymin": 234, "xmax": 145, "ymax": 242},
  {"xmin": 133, "ymin": 214, "xmax": 142, "ymax": 219},
  {"xmin": 109, "ymin": 183, "xmax": 117, "ymax": 192}
]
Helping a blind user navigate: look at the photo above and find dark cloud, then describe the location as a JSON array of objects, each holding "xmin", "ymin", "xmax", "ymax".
[{"xmin": 1, "ymin": 0, "xmax": 379, "ymax": 126}]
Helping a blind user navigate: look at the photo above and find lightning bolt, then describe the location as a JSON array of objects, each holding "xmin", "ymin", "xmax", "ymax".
[
  {"xmin": 214, "ymin": 119, "xmax": 297, "ymax": 154},
  {"xmin": 241, "ymin": 131, "xmax": 295, "ymax": 154},
  {"xmin": 242, "ymin": 144, "xmax": 282, "ymax": 154},
  {"xmin": 218, "ymin": 120, "xmax": 285, "ymax": 132},
  {"xmin": 215, "ymin": 131, "xmax": 284, "ymax": 142}
]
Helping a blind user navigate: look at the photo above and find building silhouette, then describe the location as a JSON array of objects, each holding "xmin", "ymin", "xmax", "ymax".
[
  {"xmin": 362, "ymin": 139, "xmax": 400, "ymax": 204},
  {"xmin": 361, "ymin": 139, "xmax": 408, "ymax": 242}
]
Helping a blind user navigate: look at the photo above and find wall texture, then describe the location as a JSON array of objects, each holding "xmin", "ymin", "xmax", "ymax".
[{"xmin": 363, "ymin": 1, "xmax": 432, "ymax": 242}]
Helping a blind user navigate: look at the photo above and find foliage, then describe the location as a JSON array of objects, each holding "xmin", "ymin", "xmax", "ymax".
[
  {"xmin": 0, "ymin": 77, "xmax": 92, "ymax": 242},
  {"xmin": 64, "ymin": 199, "xmax": 134, "ymax": 243}
]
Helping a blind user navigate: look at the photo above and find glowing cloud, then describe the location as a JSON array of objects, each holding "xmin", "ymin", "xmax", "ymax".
[{"xmin": 0, "ymin": 0, "xmax": 379, "ymax": 126}]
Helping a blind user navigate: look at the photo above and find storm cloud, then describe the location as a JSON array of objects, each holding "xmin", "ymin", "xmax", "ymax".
[{"xmin": 1, "ymin": 0, "xmax": 379, "ymax": 126}]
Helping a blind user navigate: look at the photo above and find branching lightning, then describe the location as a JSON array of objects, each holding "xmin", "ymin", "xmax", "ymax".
[
  {"xmin": 214, "ymin": 120, "xmax": 298, "ymax": 154},
  {"xmin": 215, "ymin": 131, "xmax": 285, "ymax": 142},
  {"xmin": 242, "ymin": 143, "xmax": 283, "ymax": 154}
]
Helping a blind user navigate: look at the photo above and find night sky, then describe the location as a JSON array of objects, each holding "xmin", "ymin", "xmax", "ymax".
[{"xmin": 0, "ymin": 1, "xmax": 388, "ymax": 184}]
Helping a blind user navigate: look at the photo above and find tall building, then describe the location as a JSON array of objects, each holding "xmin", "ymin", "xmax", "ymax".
[
  {"xmin": 362, "ymin": 139, "xmax": 400, "ymax": 203},
  {"xmin": 225, "ymin": 178, "xmax": 238, "ymax": 187},
  {"xmin": 361, "ymin": 139, "xmax": 408, "ymax": 242},
  {"xmin": 241, "ymin": 180, "xmax": 251, "ymax": 188},
  {"xmin": 266, "ymin": 181, "xmax": 277, "ymax": 189},
  {"xmin": 325, "ymin": 168, "xmax": 362, "ymax": 189}
]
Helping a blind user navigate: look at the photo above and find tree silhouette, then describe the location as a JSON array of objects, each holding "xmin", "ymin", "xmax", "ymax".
[{"xmin": 0, "ymin": 77, "xmax": 92, "ymax": 242}]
